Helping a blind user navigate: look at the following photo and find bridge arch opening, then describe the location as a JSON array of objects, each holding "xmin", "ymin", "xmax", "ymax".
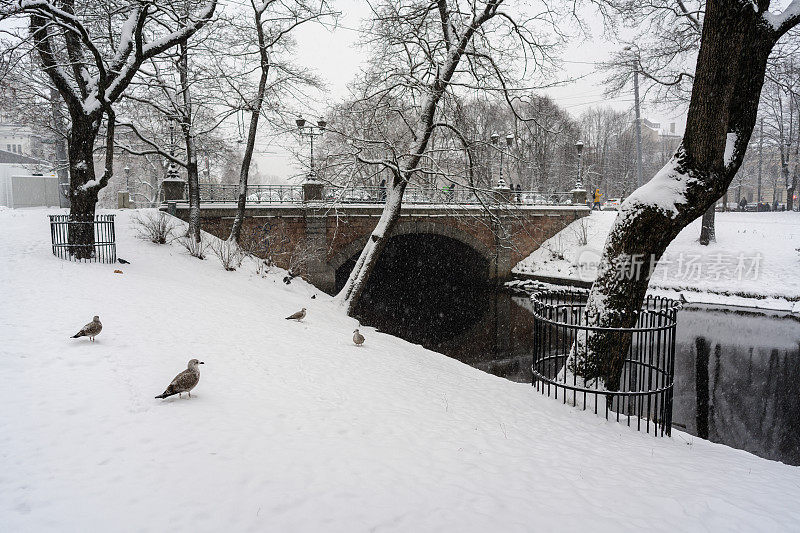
[{"xmin": 334, "ymin": 233, "xmax": 492, "ymax": 342}]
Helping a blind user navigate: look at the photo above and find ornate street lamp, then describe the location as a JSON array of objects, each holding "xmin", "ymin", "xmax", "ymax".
[
  {"xmin": 490, "ymin": 132, "xmax": 514, "ymax": 186},
  {"xmin": 575, "ymin": 139, "xmax": 585, "ymax": 190},
  {"xmin": 297, "ymin": 116, "xmax": 327, "ymax": 181}
]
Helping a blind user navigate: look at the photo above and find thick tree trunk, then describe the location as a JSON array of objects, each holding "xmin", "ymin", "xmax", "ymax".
[
  {"xmin": 178, "ymin": 38, "xmax": 201, "ymax": 242},
  {"xmin": 50, "ymin": 88, "xmax": 71, "ymax": 208},
  {"xmin": 576, "ymin": 0, "xmax": 778, "ymax": 388},
  {"xmin": 186, "ymin": 137, "xmax": 201, "ymax": 242},
  {"xmin": 67, "ymin": 119, "xmax": 101, "ymax": 259},
  {"xmin": 699, "ymin": 204, "xmax": 716, "ymax": 245}
]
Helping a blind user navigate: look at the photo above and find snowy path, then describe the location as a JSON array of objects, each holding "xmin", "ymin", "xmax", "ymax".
[{"xmin": 1, "ymin": 208, "xmax": 799, "ymax": 532}]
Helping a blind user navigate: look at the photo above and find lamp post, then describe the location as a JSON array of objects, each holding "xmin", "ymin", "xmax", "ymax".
[
  {"xmin": 490, "ymin": 132, "xmax": 515, "ymax": 187},
  {"xmin": 757, "ymin": 116, "xmax": 763, "ymax": 204},
  {"xmin": 490, "ymin": 132, "xmax": 499, "ymax": 184},
  {"xmin": 575, "ymin": 140, "xmax": 585, "ymax": 190},
  {"xmin": 296, "ymin": 116, "xmax": 327, "ymax": 181},
  {"xmin": 166, "ymin": 115, "xmax": 179, "ymax": 180}
]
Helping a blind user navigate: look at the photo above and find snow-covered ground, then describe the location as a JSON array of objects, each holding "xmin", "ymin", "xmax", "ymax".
[
  {"xmin": 515, "ymin": 210, "xmax": 800, "ymax": 311},
  {"xmin": 2, "ymin": 208, "xmax": 800, "ymax": 532}
]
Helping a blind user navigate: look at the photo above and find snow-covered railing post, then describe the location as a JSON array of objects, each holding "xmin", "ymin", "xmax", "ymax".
[
  {"xmin": 163, "ymin": 179, "xmax": 186, "ymax": 203},
  {"xmin": 571, "ymin": 188, "xmax": 587, "ymax": 206},
  {"xmin": 302, "ymin": 181, "xmax": 325, "ymax": 203}
]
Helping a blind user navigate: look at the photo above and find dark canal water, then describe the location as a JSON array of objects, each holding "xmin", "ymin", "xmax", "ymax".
[{"xmin": 353, "ymin": 286, "xmax": 800, "ymax": 466}]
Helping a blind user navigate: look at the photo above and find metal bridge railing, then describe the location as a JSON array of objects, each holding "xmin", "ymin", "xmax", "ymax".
[{"xmin": 184, "ymin": 183, "xmax": 576, "ymax": 206}]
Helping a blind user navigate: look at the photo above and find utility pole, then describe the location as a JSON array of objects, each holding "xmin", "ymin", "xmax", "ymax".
[
  {"xmin": 633, "ymin": 63, "xmax": 644, "ymax": 189},
  {"xmin": 758, "ymin": 116, "xmax": 763, "ymax": 203}
]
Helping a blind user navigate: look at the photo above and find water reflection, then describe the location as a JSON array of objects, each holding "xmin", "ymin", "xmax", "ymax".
[
  {"xmin": 674, "ymin": 306, "xmax": 800, "ymax": 465},
  {"xmin": 355, "ymin": 288, "xmax": 800, "ymax": 466}
]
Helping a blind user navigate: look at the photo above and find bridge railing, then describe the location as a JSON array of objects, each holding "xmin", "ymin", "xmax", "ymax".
[
  {"xmin": 185, "ymin": 182, "xmax": 576, "ymax": 206},
  {"xmin": 189, "ymin": 183, "xmax": 304, "ymax": 203}
]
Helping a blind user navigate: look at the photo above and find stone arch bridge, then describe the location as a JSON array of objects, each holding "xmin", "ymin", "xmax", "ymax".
[{"xmin": 165, "ymin": 183, "xmax": 589, "ymax": 294}]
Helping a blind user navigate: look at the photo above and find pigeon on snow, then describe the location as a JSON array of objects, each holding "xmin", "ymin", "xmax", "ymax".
[
  {"xmin": 285, "ymin": 308, "xmax": 306, "ymax": 321},
  {"xmin": 353, "ymin": 329, "xmax": 365, "ymax": 346},
  {"xmin": 71, "ymin": 316, "xmax": 102, "ymax": 341},
  {"xmin": 155, "ymin": 359, "xmax": 204, "ymax": 399}
]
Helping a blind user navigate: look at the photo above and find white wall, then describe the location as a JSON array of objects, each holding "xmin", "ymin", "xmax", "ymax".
[{"xmin": 0, "ymin": 173, "xmax": 60, "ymax": 208}]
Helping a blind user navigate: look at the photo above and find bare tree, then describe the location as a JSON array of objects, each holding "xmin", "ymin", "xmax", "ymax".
[
  {"xmin": 761, "ymin": 53, "xmax": 799, "ymax": 210},
  {"xmin": 0, "ymin": 0, "xmax": 217, "ymax": 256},
  {"xmin": 334, "ymin": 0, "xmax": 566, "ymax": 314},
  {"xmin": 227, "ymin": 0, "xmax": 334, "ymax": 244}
]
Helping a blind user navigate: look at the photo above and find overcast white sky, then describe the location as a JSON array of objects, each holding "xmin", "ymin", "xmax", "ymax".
[{"xmin": 254, "ymin": 0, "xmax": 690, "ymax": 181}]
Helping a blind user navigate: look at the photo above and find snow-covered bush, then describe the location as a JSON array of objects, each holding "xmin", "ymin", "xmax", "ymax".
[
  {"xmin": 254, "ymin": 257, "xmax": 274, "ymax": 278},
  {"xmin": 544, "ymin": 234, "xmax": 565, "ymax": 260},
  {"xmin": 285, "ymin": 239, "xmax": 314, "ymax": 275},
  {"xmin": 211, "ymin": 239, "xmax": 245, "ymax": 271},
  {"xmin": 178, "ymin": 235, "xmax": 207, "ymax": 260},
  {"xmin": 571, "ymin": 217, "xmax": 591, "ymax": 247},
  {"xmin": 132, "ymin": 211, "xmax": 176, "ymax": 245}
]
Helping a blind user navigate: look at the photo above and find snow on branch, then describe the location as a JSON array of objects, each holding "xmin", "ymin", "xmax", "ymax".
[
  {"xmin": 762, "ymin": 0, "xmax": 800, "ymax": 34},
  {"xmin": 8, "ymin": 0, "xmax": 217, "ymax": 115},
  {"xmin": 104, "ymin": 0, "xmax": 217, "ymax": 104}
]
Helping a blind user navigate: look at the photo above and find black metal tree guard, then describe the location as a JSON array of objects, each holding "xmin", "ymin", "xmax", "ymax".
[
  {"xmin": 531, "ymin": 289, "xmax": 680, "ymax": 436},
  {"xmin": 49, "ymin": 214, "xmax": 117, "ymax": 264}
]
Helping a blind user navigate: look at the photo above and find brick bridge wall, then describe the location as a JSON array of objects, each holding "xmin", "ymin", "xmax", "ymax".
[{"xmin": 175, "ymin": 204, "xmax": 588, "ymax": 294}]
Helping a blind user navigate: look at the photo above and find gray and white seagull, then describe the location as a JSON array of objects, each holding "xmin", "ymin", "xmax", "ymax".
[
  {"xmin": 353, "ymin": 329, "xmax": 365, "ymax": 346},
  {"xmin": 71, "ymin": 315, "xmax": 102, "ymax": 342},
  {"xmin": 285, "ymin": 307, "xmax": 306, "ymax": 321},
  {"xmin": 155, "ymin": 359, "xmax": 204, "ymax": 399}
]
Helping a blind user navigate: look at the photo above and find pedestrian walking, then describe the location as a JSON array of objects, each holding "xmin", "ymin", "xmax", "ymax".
[{"xmin": 592, "ymin": 188, "xmax": 603, "ymax": 210}]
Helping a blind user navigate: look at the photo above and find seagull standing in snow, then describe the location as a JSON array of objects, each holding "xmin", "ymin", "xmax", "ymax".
[
  {"xmin": 285, "ymin": 307, "xmax": 306, "ymax": 321},
  {"xmin": 71, "ymin": 316, "xmax": 102, "ymax": 342},
  {"xmin": 155, "ymin": 359, "xmax": 204, "ymax": 399},
  {"xmin": 353, "ymin": 329, "xmax": 365, "ymax": 346}
]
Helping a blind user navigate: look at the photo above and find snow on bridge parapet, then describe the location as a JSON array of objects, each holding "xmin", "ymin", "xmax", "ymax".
[{"xmin": 167, "ymin": 202, "xmax": 589, "ymax": 293}]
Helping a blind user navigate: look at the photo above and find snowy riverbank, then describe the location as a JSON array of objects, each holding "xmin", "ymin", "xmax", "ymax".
[
  {"xmin": 2, "ymin": 208, "xmax": 800, "ymax": 532},
  {"xmin": 515, "ymin": 210, "xmax": 800, "ymax": 312}
]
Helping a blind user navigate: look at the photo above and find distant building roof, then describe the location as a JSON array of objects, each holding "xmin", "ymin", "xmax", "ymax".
[
  {"xmin": 641, "ymin": 118, "xmax": 661, "ymax": 131},
  {"xmin": 0, "ymin": 122, "xmax": 43, "ymax": 139},
  {"xmin": 0, "ymin": 149, "xmax": 50, "ymax": 166}
]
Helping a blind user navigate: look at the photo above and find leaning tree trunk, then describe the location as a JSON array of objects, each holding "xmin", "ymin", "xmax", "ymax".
[
  {"xmin": 699, "ymin": 204, "xmax": 716, "ymax": 245},
  {"xmin": 228, "ymin": 95, "xmax": 263, "ymax": 243},
  {"xmin": 337, "ymin": 174, "xmax": 407, "ymax": 314},
  {"xmin": 229, "ymin": 11, "xmax": 269, "ymax": 244},
  {"xmin": 336, "ymin": 4, "xmax": 497, "ymax": 314},
  {"xmin": 336, "ymin": 84, "xmax": 452, "ymax": 315},
  {"xmin": 574, "ymin": 0, "xmax": 782, "ymax": 389}
]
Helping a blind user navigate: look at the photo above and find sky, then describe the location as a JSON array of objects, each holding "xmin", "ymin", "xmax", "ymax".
[{"xmin": 253, "ymin": 0, "xmax": 690, "ymax": 182}]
